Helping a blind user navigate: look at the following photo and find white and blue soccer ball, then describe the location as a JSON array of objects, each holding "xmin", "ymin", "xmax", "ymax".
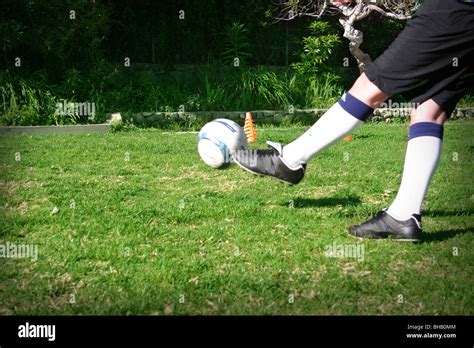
[{"xmin": 198, "ymin": 118, "xmax": 248, "ymax": 168}]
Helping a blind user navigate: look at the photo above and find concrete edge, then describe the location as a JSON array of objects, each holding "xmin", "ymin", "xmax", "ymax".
[{"xmin": 0, "ymin": 124, "xmax": 111, "ymax": 136}]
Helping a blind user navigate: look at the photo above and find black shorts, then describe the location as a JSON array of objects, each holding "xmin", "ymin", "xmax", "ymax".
[{"xmin": 365, "ymin": 0, "xmax": 474, "ymax": 116}]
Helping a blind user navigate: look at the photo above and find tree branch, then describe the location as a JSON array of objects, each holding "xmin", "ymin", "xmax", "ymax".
[
  {"xmin": 366, "ymin": 5, "xmax": 412, "ymax": 20},
  {"xmin": 274, "ymin": 0, "xmax": 420, "ymax": 70}
]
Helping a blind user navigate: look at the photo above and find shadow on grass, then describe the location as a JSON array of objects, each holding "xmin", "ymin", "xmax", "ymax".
[
  {"xmin": 422, "ymin": 226, "xmax": 474, "ymax": 243},
  {"xmin": 353, "ymin": 134, "xmax": 372, "ymax": 140},
  {"xmin": 424, "ymin": 209, "xmax": 474, "ymax": 217},
  {"xmin": 282, "ymin": 196, "xmax": 361, "ymax": 208}
]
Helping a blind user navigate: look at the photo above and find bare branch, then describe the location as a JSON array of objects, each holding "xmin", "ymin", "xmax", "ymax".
[
  {"xmin": 274, "ymin": 0, "xmax": 421, "ymax": 71},
  {"xmin": 366, "ymin": 5, "xmax": 412, "ymax": 20},
  {"xmin": 273, "ymin": 0, "xmax": 330, "ymax": 21}
]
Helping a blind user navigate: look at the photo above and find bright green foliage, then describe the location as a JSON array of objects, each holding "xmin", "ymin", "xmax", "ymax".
[
  {"xmin": 302, "ymin": 74, "xmax": 344, "ymax": 108},
  {"xmin": 0, "ymin": 78, "xmax": 59, "ymax": 126},
  {"xmin": 230, "ymin": 67, "xmax": 291, "ymax": 110},
  {"xmin": 291, "ymin": 22, "xmax": 342, "ymax": 108},
  {"xmin": 291, "ymin": 21, "xmax": 341, "ymax": 78}
]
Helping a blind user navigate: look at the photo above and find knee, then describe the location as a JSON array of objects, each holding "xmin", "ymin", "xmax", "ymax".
[
  {"xmin": 349, "ymin": 73, "xmax": 389, "ymax": 109},
  {"xmin": 410, "ymin": 101, "xmax": 447, "ymax": 125}
]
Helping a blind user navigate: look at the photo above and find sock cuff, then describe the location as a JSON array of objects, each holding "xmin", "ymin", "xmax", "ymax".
[
  {"xmin": 337, "ymin": 92, "xmax": 374, "ymax": 121},
  {"xmin": 409, "ymin": 122, "xmax": 444, "ymax": 140}
]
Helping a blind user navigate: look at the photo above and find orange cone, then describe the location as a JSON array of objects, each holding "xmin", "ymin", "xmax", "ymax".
[
  {"xmin": 343, "ymin": 134, "xmax": 353, "ymax": 142},
  {"xmin": 244, "ymin": 112, "xmax": 257, "ymax": 143}
]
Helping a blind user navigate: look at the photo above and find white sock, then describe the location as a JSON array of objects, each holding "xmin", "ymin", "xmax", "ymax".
[
  {"xmin": 387, "ymin": 122, "xmax": 443, "ymax": 220},
  {"xmin": 282, "ymin": 92, "xmax": 373, "ymax": 168}
]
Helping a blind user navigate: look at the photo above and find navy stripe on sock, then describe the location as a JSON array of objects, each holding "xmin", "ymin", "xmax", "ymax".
[
  {"xmin": 409, "ymin": 122, "xmax": 444, "ymax": 140},
  {"xmin": 337, "ymin": 92, "xmax": 374, "ymax": 121}
]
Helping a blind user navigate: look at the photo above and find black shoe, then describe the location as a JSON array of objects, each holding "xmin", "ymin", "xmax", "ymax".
[
  {"xmin": 348, "ymin": 210, "xmax": 422, "ymax": 242},
  {"xmin": 232, "ymin": 141, "xmax": 306, "ymax": 185}
]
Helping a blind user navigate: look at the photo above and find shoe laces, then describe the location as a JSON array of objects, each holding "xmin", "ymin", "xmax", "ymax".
[{"xmin": 256, "ymin": 148, "xmax": 278, "ymax": 157}]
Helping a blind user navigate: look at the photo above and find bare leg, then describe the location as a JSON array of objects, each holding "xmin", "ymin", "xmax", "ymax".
[
  {"xmin": 349, "ymin": 73, "xmax": 389, "ymax": 109},
  {"xmin": 410, "ymin": 99, "xmax": 447, "ymax": 125}
]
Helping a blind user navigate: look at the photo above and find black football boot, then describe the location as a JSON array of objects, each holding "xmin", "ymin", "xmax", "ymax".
[
  {"xmin": 348, "ymin": 209, "xmax": 422, "ymax": 242},
  {"xmin": 232, "ymin": 141, "xmax": 306, "ymax": 185}
]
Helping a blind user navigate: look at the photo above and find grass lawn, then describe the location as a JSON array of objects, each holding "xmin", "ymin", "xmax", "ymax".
[{"xmin": 0, "ymin": 121, "xmax": 473, "ymax": 315}]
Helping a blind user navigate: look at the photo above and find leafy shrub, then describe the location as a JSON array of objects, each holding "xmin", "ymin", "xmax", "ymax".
[
  {"xmin": 290, "ymin": 21, "xmax": 342, "ymax": 108},
  {"xmin": 303, "ymin": 73, "xmax": 344, "ymax": 108},
  {"xmin": 291, "ymin": 21, "xmax": 340, "ymax": 78},
  {"xmin": 227, "ymin": 67, "xmax": 291, "ymax": 110},
  {"xmin": 221, "ymin": 22, "xmax": 252, "ymax": 67},
  {"xmin": 0, "ymin": 78, "xmax": 59, "ymax": 126},
  {"xmin": 199, "ymin": 76, "xmax": 227, "ymax": 111}
]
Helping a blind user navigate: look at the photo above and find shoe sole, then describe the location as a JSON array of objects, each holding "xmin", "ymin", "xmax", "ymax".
[
  {"xmin": 232, "ymin": 156, "xmax": 295, "ymax": 186},
  {"xmin": 348, "ymin": 233, "xmax": 420, "ymax": 243},
  {"xmin": 393, "ymin": 238, "xmax": 420, "ymax": 243}
]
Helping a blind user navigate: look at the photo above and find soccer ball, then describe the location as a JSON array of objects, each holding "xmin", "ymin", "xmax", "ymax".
[{"xmin": 198, "ymin": 118, "xmax": 248, "ymax": 168}]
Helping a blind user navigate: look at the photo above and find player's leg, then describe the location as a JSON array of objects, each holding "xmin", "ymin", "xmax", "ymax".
[
  {"xmin": 347, "ymin": 0, "xmax": 473, "ymax": 241},
  {"xmin": 349, "ymin": 99, "xmax": 447, "ymax": 242},
  {"xmin": 232, "ymin": 73, "xmax": 388, "ymax": 185},
  {"xmin": 234, "ymin": 0, "xmax": 472, "ymax": 192},
  {"xmin": 386, "ymin": 100, "xmax": 446, "ymax": 220},
  {"xmin": 281, "ymin": 73, "xmax": 388, "ymax": 168}
]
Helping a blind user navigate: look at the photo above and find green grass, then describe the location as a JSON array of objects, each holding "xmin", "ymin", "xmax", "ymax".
[{"xmin": 0, "ymin": 121, "xmax": 473, "ymax": 315}]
